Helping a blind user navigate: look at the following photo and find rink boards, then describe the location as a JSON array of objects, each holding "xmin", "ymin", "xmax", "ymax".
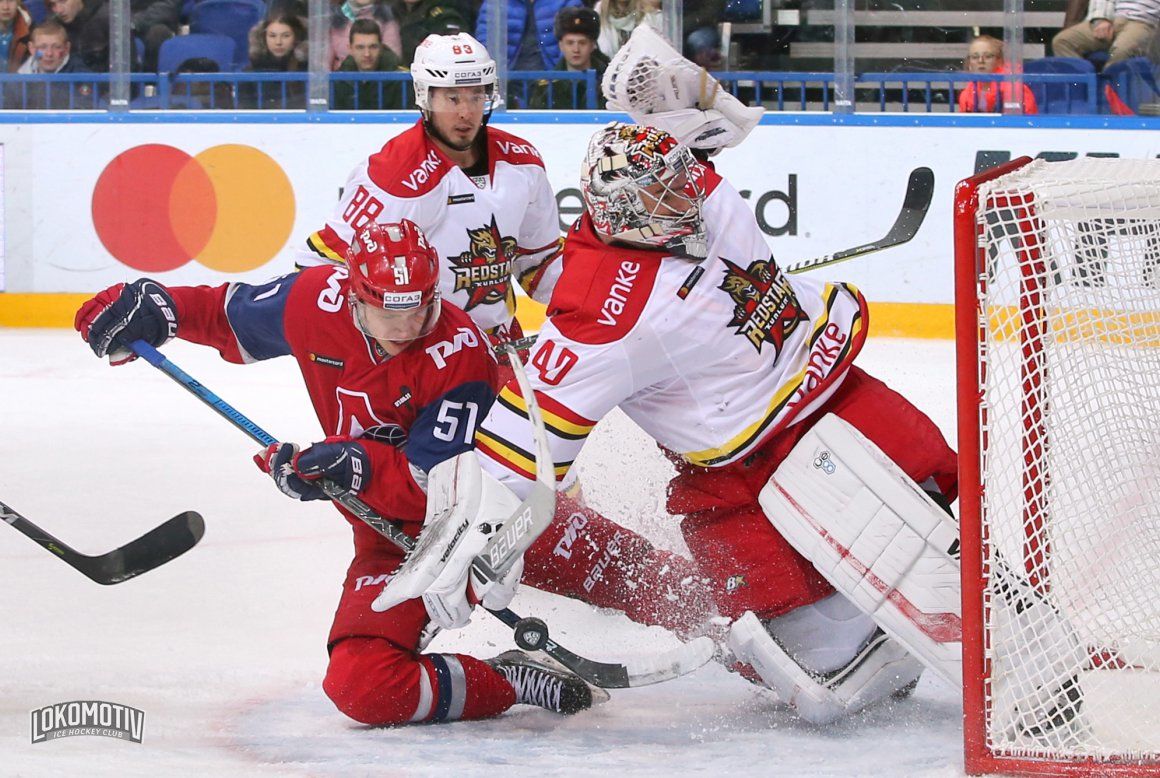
[{"xmin": 1, "ymin": 112, "xmax": 1158, "ymax": 337}]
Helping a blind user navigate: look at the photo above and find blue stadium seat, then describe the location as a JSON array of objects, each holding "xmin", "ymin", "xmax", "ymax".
[
  {"xmin": 1024, "ymin": 57, "xmax": 1096, "ymax": 114},
  {"xmin": 1099, "ymin": 56, "xmax": 1160, "ymax": 113},
  {"xmin": 1086, "ymin": 50, "xmax": 1110, "ymax": 72},
  {"xmin": 24, "ymin": 0, "xmax": 47, "ymax": 23},
  {"xmin": 189, "ymin": 0, "xmax": 265, "ymax": 69},
  {"xmin": 157, "ymin": 33, "xmax": 237, "ymax": 73}
]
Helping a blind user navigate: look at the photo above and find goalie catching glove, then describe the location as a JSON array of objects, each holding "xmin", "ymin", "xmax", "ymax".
[
  {"xmin": 254, "ymin": 439, "xmax": 372, "ymax": 502},
  {"xmin": 74, "ymin": 279, "xmax": 178, "ymax": 365},
  {"xmin": 372, "ymin": 451, "xmax": 523, "ymax": 629},
  {"xmin": 602, "ymin": 25, "xmax": 764, "ymax": 155}
]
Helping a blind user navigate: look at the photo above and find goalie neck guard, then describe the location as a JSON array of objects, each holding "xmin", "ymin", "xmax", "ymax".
[{"xmin": 580, "ymin": 122, "xmax": 708, "ymax": 260}]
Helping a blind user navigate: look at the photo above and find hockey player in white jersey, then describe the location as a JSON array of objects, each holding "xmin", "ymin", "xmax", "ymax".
[
  {"xmin": 297, "ymin": 32, "xmax": 562, "ymax": 347},
  {"xmin": 305, "ymin": 34, "xmax": 724, "ymax": 645},
  {"xmin": 380, "ymin": 120, "xmax": 965, "ymax": 726}
]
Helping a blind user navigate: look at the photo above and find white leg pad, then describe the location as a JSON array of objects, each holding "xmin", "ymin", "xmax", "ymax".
[
  {"xmin": 757, "ymin": 414, "xmax": 963, "ymax": 685},
  {"xmin": 728, "ymin": 611, "xmax": 924, "ymax": 725}
]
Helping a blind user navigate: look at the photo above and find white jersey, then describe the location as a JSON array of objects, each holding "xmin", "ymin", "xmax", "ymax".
[
  {"xmin": 299, "ymin": 120, "xmax": 563, "ymax": 335},
  {"xmin": 476, "ymin": 165, "xmax": 868, "ymax": 498}
]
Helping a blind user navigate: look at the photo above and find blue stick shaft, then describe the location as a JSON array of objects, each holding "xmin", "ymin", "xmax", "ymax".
[
  {"xmin": 126, "ymin": 340, "xmax": 606, "ymax": 681},
  {"xmin": 128, "ymin": 339, "xmax": 414, "ymax": 548},
  {"xmin": 131, "ymin": 340, "xmax": 277, "ymax": 447}
]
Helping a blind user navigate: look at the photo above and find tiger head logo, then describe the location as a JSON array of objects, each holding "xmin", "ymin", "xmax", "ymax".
[
  {"xmin": 448, "ymin": 216, "xmax": 518, "ymax": 310},
  {"xmin": 718, "ymin": 257, "xmax": 807, "ymax": 354}
]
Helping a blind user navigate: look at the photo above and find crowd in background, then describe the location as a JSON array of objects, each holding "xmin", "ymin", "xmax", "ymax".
[{"xmin": 0, "ymin": 0, "xmax": 1158, "ymax": 112}]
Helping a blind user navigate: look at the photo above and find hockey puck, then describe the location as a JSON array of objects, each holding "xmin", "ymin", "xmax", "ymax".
[{"xmin": 514, "ymin": 617, "xmax": 549, "ymax": 651}]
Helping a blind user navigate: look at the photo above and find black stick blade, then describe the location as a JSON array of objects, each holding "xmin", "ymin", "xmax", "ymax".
[{"xmin": 80, "ymin": 511, "xmax": 206, "ymax": 585}]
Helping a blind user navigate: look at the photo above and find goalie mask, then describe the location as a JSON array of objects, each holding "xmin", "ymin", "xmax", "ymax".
[
  {"xmin": 346, "ymin": 220, "xmax": 442, "ymax": 344},
  {"xmin": 580, "ymin": 122, "xmax": 708, "ymax": 259}
]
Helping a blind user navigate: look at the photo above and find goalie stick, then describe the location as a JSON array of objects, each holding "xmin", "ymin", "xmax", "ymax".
[
  {"xmin": 0, "ymin": 500, "xmax": 204, "ymax": 585},
  {"xmin": 784, "ymin": 166, "xmax": 935, "ymax": 275},
  {"xmin": 469, "ymin": 345, "xmax": 556, "ymax": 586},
  {"xmin": 128, "ymin": 339, "xmax": 714, "ymax": 688}
]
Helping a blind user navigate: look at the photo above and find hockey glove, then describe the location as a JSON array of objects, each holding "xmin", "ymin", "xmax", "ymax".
[
  {"xmin": 254, "ymin": 439, "xmax": 371, "ymax": 502},
  {"xmin": 74, "ymin": 279, "xmax": 178, "ymax": 365}
]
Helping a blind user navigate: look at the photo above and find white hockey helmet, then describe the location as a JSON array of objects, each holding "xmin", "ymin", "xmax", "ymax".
[
  {"xmin": 410, "ymin": 33, "xmax": 498, "ymax": 111},
  {"xmin": 580, "ymin": 122, "xmax": 708, "ymax": 259}
]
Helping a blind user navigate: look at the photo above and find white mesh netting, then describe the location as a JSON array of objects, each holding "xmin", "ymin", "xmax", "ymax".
[{"xmin": 974, "ymin": 157, "xmax": 1160, "ymax": 765}]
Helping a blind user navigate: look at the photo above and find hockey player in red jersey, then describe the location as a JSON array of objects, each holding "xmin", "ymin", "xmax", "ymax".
[
  {"xmin": 74, "ymin": 220, "xmax": 598, "ymax": 725},
  {"xmin": 298, "ymin": 32, "xmax": 562, "ymax": 349},
  {"xmin": 382, "ymin": 123, "xmax": 964, "ymax": 725},
  {"xmin": 295, "ymin": 31, "xmax": 721, "ymax": 642}
]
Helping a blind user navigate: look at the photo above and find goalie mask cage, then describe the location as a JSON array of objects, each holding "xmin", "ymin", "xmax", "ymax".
[{"xmin": 955, "ymin": 156, "xmax": 1160, "ymax": 776}]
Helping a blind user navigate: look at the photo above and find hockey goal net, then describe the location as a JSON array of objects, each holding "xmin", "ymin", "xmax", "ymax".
[{"xmin": 955, "ymin": 156, "xmax": 1160, "ymax": 776}]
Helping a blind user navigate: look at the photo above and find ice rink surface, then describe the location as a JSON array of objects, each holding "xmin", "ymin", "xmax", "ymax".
[{"xmin": 0, "ymin": 329, "xmax": 963, "ymax": 777}]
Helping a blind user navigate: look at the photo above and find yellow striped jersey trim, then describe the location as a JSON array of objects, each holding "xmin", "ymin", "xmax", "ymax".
[
  {"xmin": 476, "ymin": 428, "xmax": 573, "ymax": 479},
  {"xmin": 496, "ymin": 386, "xmax": 595, "ymax": 441},
  {"xmin": 307, "ymin": 232, "xmax": 347, "ymax": 263},
  {"xmin": 682, "ymin": 284, "xmax": 862, "ymax": 467}
]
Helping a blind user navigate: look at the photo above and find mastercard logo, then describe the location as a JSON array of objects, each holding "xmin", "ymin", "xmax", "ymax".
[{"xmin": 91, "ymin": 144, "xmax": 295, "ymax": 273}]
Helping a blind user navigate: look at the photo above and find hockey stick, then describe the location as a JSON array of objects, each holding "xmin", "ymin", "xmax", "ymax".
[
  {"xmin": 469, "ymin": 345, "xmax": 556, "ymax": 585},
  {"xmin": 128, "ymin": 339, "xmax": 713, "ymax": 688},
  {"xmin": 0, "ymin": 500, "xmax": 204, "ymax": 585},
  {"xmin": 784, "ymin": 167, "xmax": 935, "ymax": 275}
]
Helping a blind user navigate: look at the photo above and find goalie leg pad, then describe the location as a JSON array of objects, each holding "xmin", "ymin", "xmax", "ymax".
[
  {"xmin": 728, "ymin": 611, "xmax": 924, "ymax": 725},
  {"xmin": 757, "ymin": 413, "xmax": 963, "ymax": 685}
]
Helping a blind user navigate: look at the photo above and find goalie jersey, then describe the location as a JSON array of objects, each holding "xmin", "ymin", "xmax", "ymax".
[
  {"xmin": 476, "ymin": 167, "xmax": 868, "ymax": 495},
  {"xmin": 298, "ymin": 120, "xmax": 563, "ymax": 336}
]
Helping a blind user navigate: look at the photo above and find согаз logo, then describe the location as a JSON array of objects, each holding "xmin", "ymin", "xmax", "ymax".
[{"xmin": 91, "ymin": 143, "xmax": 295, "ymax": 274}]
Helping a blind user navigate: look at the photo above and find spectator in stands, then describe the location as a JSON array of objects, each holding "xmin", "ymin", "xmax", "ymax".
[
  {"xmin": 8, "ymin": 19, "xmax": 94, "ymax": 108},
  {"xmin": 475, "ymin": 0, "xmax": 583, "ymax": 70},
  {"xmin": 329, "ymin": 0, "xmax": 401, "ymax": 70},
  {"xmin": 130, "ymin": 0, "xmax": 180, "ymax": 72},
  {"xmin": 958, "ymin": 34, "xmax": 1039, "ymax": 114},
  {"xmin": 333, "ymin": 16, "xmax": 404, "ymax": 108},
  {"xmin": 1053, "ymin": 0, "xmax": 1160, "ymax": 67},
  {"xmin": 593, "ymin": 0, "xmax": 661, "ymax": 59},
  {"xmin": 683, "ymin": 0, "xmax": 725, "ymax": 68},
  {"xmin": 393, "ymin": 0, "xmax": 466, "ymax": 66},
  {"xmin": 49, "ymin": 0, "xmax": 109, "ymax": 71},
  {"xmin": 0, "ymin": 0, "xmax": 32, "ymax": 71},
  {"xmin": 529, "ymin": 6, "xmax": 607, "ymax": 108},
  {"xmin": 242, "ymin": 13, "xmax": 307, "ymax": 109},
  {"xmin": 170, "ymin": 56, "xmax": 234, "ymax": 108}
]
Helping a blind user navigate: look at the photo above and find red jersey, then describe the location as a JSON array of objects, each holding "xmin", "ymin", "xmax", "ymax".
[{"xmin": 168, "ymin": 265, "xmax": 499, "ymax": 554}]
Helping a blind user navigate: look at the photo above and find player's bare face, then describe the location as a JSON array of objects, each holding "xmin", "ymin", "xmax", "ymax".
[
  {"xmin": 427, "ymin": 86, "xmax": 488, "ymax": 153},
  {"xmin": 353, "ymin": 299, "xmax": 435, "ymax": 353}
]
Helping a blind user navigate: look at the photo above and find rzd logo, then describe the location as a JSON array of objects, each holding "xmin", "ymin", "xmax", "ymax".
[{"xmin": 91, "ymin": 144, "xmax": 295, "ymax": 274}]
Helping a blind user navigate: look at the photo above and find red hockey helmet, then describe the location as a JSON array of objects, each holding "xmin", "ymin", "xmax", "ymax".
[{"xmin": 346, "ymin": 220, "xmax": 442, "ymax": 344}]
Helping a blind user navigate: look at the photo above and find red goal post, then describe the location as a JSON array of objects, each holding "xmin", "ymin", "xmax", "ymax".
[{"xmin": 955, "ymin": 156, "xmax": 1160, "ymax": 776}]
